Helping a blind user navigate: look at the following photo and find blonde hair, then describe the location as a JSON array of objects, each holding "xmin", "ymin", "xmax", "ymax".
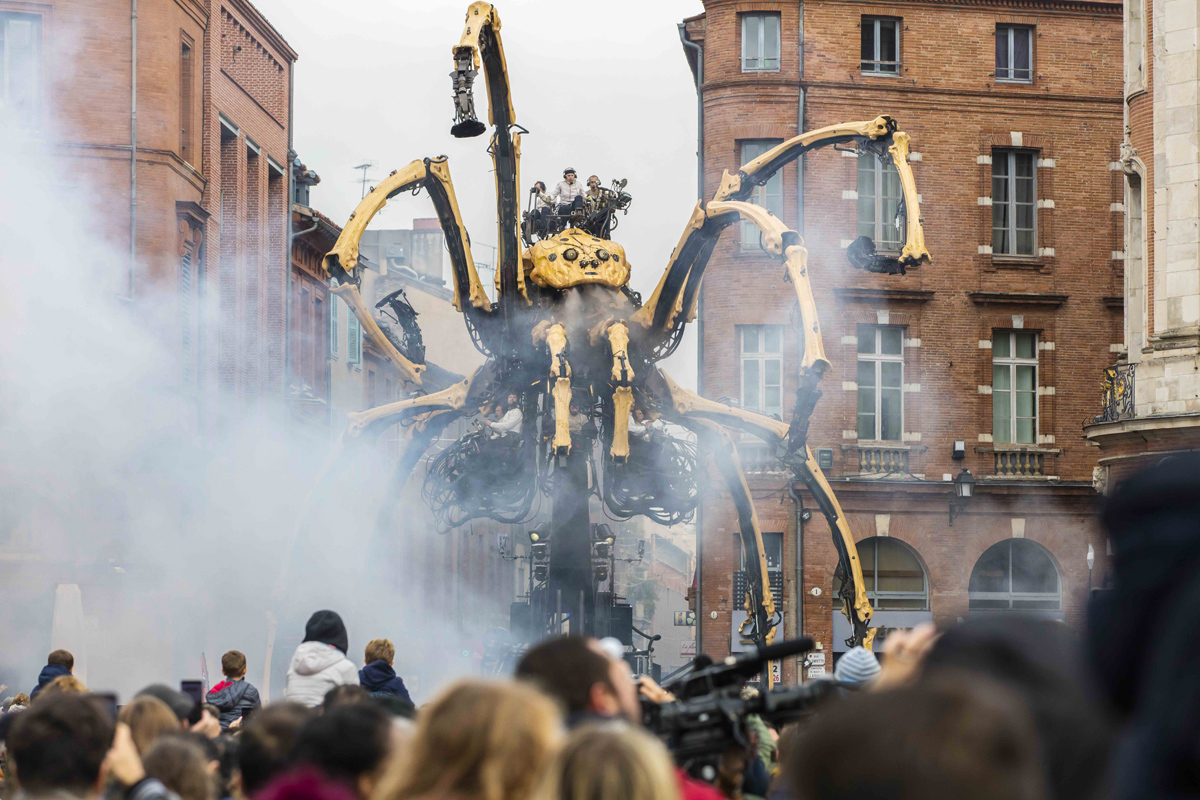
[
  {"xmin": 36, "ymin": 674, "xmax": 87, "ymax": 701},
  {"xmin": 118, "ymin": 695, "xmax": 181, "ymax": 755},
  {"xmin": 365, "ymin": 638, "xmax": 396, "ymax": 664},
  {"xmin": 373, "ymin": 680, "xmax": 562, "ymax": 800},
  {"xmin": 536, "ymin": 723, "xmax": 680, "ymax": 800}
]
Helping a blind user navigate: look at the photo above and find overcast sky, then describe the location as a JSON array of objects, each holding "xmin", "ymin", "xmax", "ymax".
[{"xmin": 253, "ymin": 0, "xmax": 706, "ymax": 386}]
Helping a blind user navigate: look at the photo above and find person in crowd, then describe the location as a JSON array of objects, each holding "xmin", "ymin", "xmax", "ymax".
[
  {"xmin": 4, "ymin": 694, "xmax": 30, "ymax": 713},
  {"xmin": 358, "ymin": 639, "xmax": 412, "ymax": 703},
  {"xmin": 142, "ymin": 734, "xmax": 213, "ymax": 800},
  {"xmin": 33, "ymin": 675, "xmax": 87, "ymax": 702},
  {"xmin": 832, "ymin": 645, "xmax": 881, "ymax": 687},
  {"xmin": 372, "ymin": 679, "xmax": 562, "ymax": 800},
  {"xmin": 119, "ymin": 695, "xmax": 182, "ymax": 756},
  {"xmin": 206, "ymin": 650, "xmax": 261, "ymax": 731},
  {"xmin": 6, "ymin": 694, "xmax": 175, "ymax": 800},
  {"xmin": 285, "ymin": 611, "xmax": 358, "ymax": 709},
  {"xmin": 236, "ymin": 702, "xmax": 312, "ymax": 798},
  {"xmin": 484, "ymin": 393, "xmax": 523, "ymax": 440},
  {"xmin": 255, "ymin": 771, "xmax": 358, "ymax": 800},
  {"xmin": 322, "ymin": 686, "xmax": 370, "ymax": 713},
  {"xmin": 1088, "ymin": 453, "xmax": 1200, "ymax": 800},
  {"xmin": 515, "ymin": 636, "xmax": 640, "ymax": 725},
  {"xmin": 787, "ymin": 677, "xmax": 1046, "ymax": 800},
  {"xmin": 551, "ymin": 168, "xmax": 586, "ymax": 217},
  {"xmin": 516, "ymin": 636, "xmax": 723, "ymax": 800},
  {"xmin": 290, "ymin": 703, "xmax": 394, "ymax": 800},
  {"xmin": 28, "ymin": 650, "xmax": 73, "ymax": 700},
  {"xmin": 921, "ymin": 616, "xmax": 1110, "ymax": 800},
  {"xmin": 536, "ymin": 723, "xmax": 680, "ymax": 800},
  {"xmin": 135, "ymin": 685, "xmax": 194, "ymax": 725}
]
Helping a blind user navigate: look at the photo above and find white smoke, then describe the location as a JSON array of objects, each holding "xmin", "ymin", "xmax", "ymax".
[{"xmin": 0, "ymin": 136, "xmax": 505, "ymax": 704}]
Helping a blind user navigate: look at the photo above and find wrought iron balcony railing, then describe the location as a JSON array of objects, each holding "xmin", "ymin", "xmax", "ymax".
[{"xmin": 1093, "ymin": 363, "xmax": 1135, "ymax": 424}]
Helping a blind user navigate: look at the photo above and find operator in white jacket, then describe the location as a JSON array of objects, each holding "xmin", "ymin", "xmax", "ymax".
[{"xmin": 284, "ymin": 609, "xmax": 359, "ymax": 708}]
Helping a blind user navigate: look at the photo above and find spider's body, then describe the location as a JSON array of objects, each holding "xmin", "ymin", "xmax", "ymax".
[{"xmin": 321, "ymin": 2, "xmax": 931, "ymax": 667}]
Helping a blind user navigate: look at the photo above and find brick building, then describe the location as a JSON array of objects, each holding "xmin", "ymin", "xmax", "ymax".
[
  {"xmin": 680, "ymin": 0, "xmax": 1122, "ymax": 681},
  {"xmin": 1084, "ymin": 0, "xmax": 1200, "ymax": 480},
  {"xmin": 0, "ymin": 0, "xmax": 297, "ymax": 432}
]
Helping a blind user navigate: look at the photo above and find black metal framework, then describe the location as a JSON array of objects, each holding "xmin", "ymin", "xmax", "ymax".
[{"xmin": 1093, "ymin": 362, "xmax": 1136, "ymax": 423}]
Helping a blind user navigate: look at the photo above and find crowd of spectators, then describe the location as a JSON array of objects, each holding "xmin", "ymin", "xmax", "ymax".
[{"xmin": 0, "ymin": 455, "xmax": 1196, "ymax": 800}]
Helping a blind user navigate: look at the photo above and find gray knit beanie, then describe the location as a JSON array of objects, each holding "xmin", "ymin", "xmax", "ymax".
[{"xmin": 834, "ymin": 645, "xmax": 881, "ymax": 684}]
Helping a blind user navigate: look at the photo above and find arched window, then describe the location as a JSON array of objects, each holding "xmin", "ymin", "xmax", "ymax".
[
  {"xmin": 968, "ymin": 539, "xmax": 1061, "ymax": 612},
  {"xmin": 834, "ymin": 537, "xmax": 928, "ymax": 610}
]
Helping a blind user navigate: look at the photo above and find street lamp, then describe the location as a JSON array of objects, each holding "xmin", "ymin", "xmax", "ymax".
[{"xmin": 949, "ymin": 469, "xmax": 976, "ymax": 527}]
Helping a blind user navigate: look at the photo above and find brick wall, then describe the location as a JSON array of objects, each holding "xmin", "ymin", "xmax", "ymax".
[{"xmin": 687, "ymin": 0, "xmax": 1121, "ymax": 678}]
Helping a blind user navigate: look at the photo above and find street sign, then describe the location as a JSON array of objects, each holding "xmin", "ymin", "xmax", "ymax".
[
  {"xmin": 807, "ymin": 652, "xmax": 826, "ymax": 666},
  {"xmin": 807, "ymin": 666, "xmax": 826, "ymax": 679}
]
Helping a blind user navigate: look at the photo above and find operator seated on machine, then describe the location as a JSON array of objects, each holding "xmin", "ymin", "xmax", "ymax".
[
  {"xmin": 584, "ymin": 175, "xmax": 606, "ymax": 209},
  {"xmin": 528, "ymin": 180, "xmax": 553, "ymax": 238},
  {"xmin": 550, "ymin": 168, "xmax": 586, "ymax": 224},
  {"xmin": 483, "ymin": 392, "xmax": 523, "ymax": 442},
  {"xmin": 628, "ymin": 406, "xmax": 663, "ymax": 442}
]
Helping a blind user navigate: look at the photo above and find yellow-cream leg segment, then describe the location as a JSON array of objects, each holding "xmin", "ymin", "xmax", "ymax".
[
  {"xmin": 607, "ymin": 322, "xmax": 635, "ymax": 462},
  {"xmin": 329, "ymin": 283, "xmax": 424, "ymax": 385},
  {"xmin": 345, "ymin": 377, "xmax": 473, "ymax": 439},
  {"xmin": 888, "ymin": 131, "xmax": 932, "ymax": 268},
  {"xmin": 540, "ymin": 322, "xmax": 573, "ymax": 455}
]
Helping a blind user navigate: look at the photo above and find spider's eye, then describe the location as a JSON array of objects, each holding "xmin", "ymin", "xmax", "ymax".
[
  {"xmin": 596, "ymin": 249, "xmax": 610, "ymax": 262},
  {"xmin": 563, "ymin": 248, "xmax": 579, "ymax": 261}
]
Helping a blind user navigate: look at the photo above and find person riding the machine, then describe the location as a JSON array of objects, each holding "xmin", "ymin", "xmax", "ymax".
[
  {"xmin": 551, "ymin": 168, "xmax": 586, "ymax": 218},
  {"xmin": 484, "ymin": 392, "xmax": 523, "ymax": 440},
  {"xmin": 585, "ymin": 175, "xmax": 605, "ymax": 209},
  {"xmin": 528, "ymin": 180, "xmax": 553, "ymax": 237}
]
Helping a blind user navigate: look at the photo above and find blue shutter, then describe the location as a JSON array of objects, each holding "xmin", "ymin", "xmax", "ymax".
[
  {"xmin": 348, "ymin": 312, "xmax": 362, "ymax": 365},
  {"xmin": 330, "ymin": 295, "xmax": 339, "ymax": 360}
]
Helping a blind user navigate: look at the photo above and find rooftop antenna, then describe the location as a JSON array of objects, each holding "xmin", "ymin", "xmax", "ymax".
[{"xmin": 353, "ymin": 161, "xmax": 377, "ymax": 199}]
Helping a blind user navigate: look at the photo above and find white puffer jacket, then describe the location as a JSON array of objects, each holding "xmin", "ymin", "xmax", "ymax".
[{"xmin": 284, "ymin": 641, "xmax": 358, "ymax": 708}]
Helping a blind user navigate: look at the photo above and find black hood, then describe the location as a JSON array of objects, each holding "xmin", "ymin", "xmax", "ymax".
[{"xmin": 303, "ymin": 609, "xmax": 349, "ymax": 655}]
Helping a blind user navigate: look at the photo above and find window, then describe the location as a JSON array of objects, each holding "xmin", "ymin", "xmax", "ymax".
[
  {"xmin": 969, "ymin": 539, "xmax": 1061, "ymax": 612},
  {"xmin": 347, "ymin": 310, "xmax": 362, "ymax": 365},
  {"xmin": 992, "ymin": 150, "xmax": 1036, "ymax": 256},
  {"xmin": 861, "ymin": 17, "xmax": 900, "ymax": 75},
  {"xmin": 180, "ymin": 42, "xmax": 193, "ymax": 163},
  {"xmin": 993, "ymin": 331, "xmax": 1037, "ymax": 444},
  {"xmin": 737, "ymin": 531, "xmax": 784, "ymax": 606},
  {"xmin": 995, "ymin": 25, "xmax": 1033, "ymax": 83},
  {"xmin": 0, "ymin": 12, "xmax": 41, "ymax": 128},
  {"xmin": 329, "ymin": 294, "xmax": 339, "ymax": 360},
  {"xmin": 857, "ymin": 325, "xmax": 903, "ymax": 441},
  {"xmin": 739, "ymin": 140, "xmax": 783, "ymax": 247},
  {"xmin": 834, "ymin": 537, "xmax": 928, "ymax": 610},
  {"xmin": 741, "ymin": 13, "xmax": 780, "ymax": 72},
  {"xmin": 740, "ymin": 325, "xmax": 783, "ymax": 418},
  {"xmin": 366, "ymin": 369, "xmax": 377, "ymax": 409},
  {"xmin": 857, "ymin": 153, "xmax": 903, "ymax": 250}
]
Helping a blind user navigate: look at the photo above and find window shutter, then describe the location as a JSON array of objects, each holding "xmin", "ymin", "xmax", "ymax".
[
  {"xmin": 348, "ymin": 312, "xmax": 361, "ymax": 365},
  {"xmin": 330, "ymin": 296, "xmax": 339, "ymax": 360}
]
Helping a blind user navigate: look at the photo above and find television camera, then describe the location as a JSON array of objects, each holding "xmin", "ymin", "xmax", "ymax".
[{"xmin": 644, "ymin": 638, "xmax": 849, "ymax": 780}]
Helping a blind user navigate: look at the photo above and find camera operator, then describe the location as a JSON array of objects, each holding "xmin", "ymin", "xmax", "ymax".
[{"xmin": 515, "ymin": 636, "xmax": 725, "ymax": 800}]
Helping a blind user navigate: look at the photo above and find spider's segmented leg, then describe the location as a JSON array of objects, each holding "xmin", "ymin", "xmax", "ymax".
[
  {"xmin": 590, "ymin": 320, "xmax": 635, "ymax": 462},
  {"xmin": 534, "ymin": 321, "xmax": 573, "ymax": 455}
]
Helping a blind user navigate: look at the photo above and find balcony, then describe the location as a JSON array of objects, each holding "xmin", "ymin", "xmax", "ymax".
[
  {"xmin": 857, "ymin": 444, "xmax": 909, "ymax": 475},
  {"xmin": 994, "ymin": 449, "xmax": 1045, "ymax": 477},
  {"xmin": 1092, "ymin": 363, "xmax": 1136, "ymax": 424},
  {"xmin": 737, "ymin": 442, "xmax": 787, "ymax": 475}
]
